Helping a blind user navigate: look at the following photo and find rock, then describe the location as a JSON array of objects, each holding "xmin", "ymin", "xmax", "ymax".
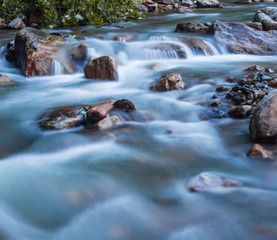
[
  {"xmin": 181, "ymin": 0, "xmax": 194, "ymax": 7},
  {"xmin": 113, "ymin": 35, "xmax": 133, "ymax": 42},
  {"xmin": 268, "ymin": 79, "xmax": 277, "ymax": 88},
  {"xmin": 15, "ymin": 27, "xmax": 75, "ymax": 76},
  {"xmin": 235, "ymin": 0, "xmax": 252, "ymax": 4},
  {"xmin": 92, "ymin": 115, "xmax": 122, "ymax": 130},
  {"xmin": 70, "ymin": 44, "xmax": 88, "ymax": 63},
  {"xmin": 207, "ymin": 21, "xmax": 277, "ymax": 55},
  {"xmin": 5, "ymin": 41, "xmax": 15, "ymax": 62},
  {"xmin": 250, "ymin": 90, "xmax": 277, "ymax": 141},
  {"xmin": 38, "ymin": 106, "xmax": 84, "ymax": 130},
  {"xmin": 86, "ymin": 100, "xmax": 115, "ymax": 122},
  {"xmin": 228, "ymin": 105, "xmax": 252, "ymax": 118},
  {"xmin": 145, "ymin": 43, "xmax": 187, "ymax": 58},
  {"xmin": 253, "ymin": 7, "xmax": 277, "ymax": 31},
  {"xmin": 201, "ymin": 108, "xmax": 226, "ymax": 119},
  {"xmin": 175, "ymin": 22, "xmax": 209, "ymax": 33},
  {"xmin": 195, "ymin": 0, "xmax": 224, "ymax": 8},
  {"xmin": 8, "ymin": 18, "xmax": 26, "ymax": 29},
  {"xmin": 216, "ymin": 85, "xmax": 230, "ymax": 92},
  {"xmin": 0, "ymin": 74, "xmax": 16, "ymax": 86},
  {"xmin": 114, "ymin": 99, "xmax": 136, "ymax": 112},
  {"xmin": 208, "ymin": 101, "xmax": 221, "ymax": 106},
  {"xmin": 226, "ymin": 77, "xmax": 235, "ymax": 83},
  {"xmin": 245, "ymin": 22, "xmax": 263, "ymax": 31},
  {"xmin": 0, "ymin": 19, "xmax": 7, "ymax": 29},
  {"xmin": 84, "ymin": 56, "xmax": 118, "ymax": 80},
  {"xmin": 244, "ymin": 65, "xmax": 265, "ymax": 72},
  {"xmin": 150, "ymin": 73, "xmax": 185, "ymax": 91},
  {"xmin": 247, "ymin": 143, "xmax": 273, "ymax": 159},
  {"xmin": 158, "ymin": 0, "xmax": 175, "ymax": 5},
  {"xmin": 177, "ymin": 6, "xmax": 192, "ymax": 13},
  {"xmin": 189, "ymin": 172, "xmax": 242, "ymax": 193}
]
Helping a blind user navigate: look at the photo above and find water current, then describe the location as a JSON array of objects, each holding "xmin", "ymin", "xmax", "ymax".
[{"xmin": 0, "ymin": 2, "xmax": 277, "ymax": 240}]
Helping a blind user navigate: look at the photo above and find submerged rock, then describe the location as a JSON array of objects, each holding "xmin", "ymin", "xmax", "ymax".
[
  {"xmin": 250, "ymin": 90, "xmax": 277, "ymax": 141},
  {"xmin": 150, "ymin": 73, "xmax": 185, "ymax": 91},
  {"xmin": 189, "ymin": 172, "xmax": 242, "ymax": 193},
  {"xmin": 0, "ymin": 74, "xmax": 17, "ymax": 86},
  {"xmin": 15, "ymin": 27, "xmax": 75, "ymax": 76},
  {"xmin": 247, "ymin": 143, "xmax": 273, "ymax": 159},
  {"xmin": 38, "ymin": 106, "xmax": 84, "ymax": 130},
  {"xmin": 207, "ymin": 21, "xmax": 277, "ymax": 55},
  {"xmin": 70, "ymin": 44, "xmax": 89, "ymax": 63},
  {"xmin": 84, "ymin": 56, "xmax": 118, "ymax": 80}
]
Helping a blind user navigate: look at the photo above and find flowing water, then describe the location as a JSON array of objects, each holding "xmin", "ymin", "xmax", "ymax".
[{"xmin": 0, "ymin": 2, "xmax": 277, "ymax": 240}]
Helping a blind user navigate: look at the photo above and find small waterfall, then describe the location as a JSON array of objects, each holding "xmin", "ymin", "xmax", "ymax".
[
  {"xmin": 203, "ymin": 41, "xmax": 220, "ymax": 55},
  {"xmin": 51, "ymin": 60, "xmax": 64, "ymax": 75}
]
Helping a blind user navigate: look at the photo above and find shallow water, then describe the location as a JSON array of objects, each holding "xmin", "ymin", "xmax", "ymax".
[{"xmin": 0, "ymin": 2, "xmax": 277, "ymax": 240}]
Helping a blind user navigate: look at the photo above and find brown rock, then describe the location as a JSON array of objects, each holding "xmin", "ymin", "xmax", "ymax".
[
  {"xmin": 268, "ymin": 79, "xmax": 277, "ymax": 88},
  {"xmin": 226, "ymin": 77, "xmax": 235, "ymax": 83},
  {"xmin": 8, "ymin": 18, "xmax": 26, "ymax": 29},
  {"xmin": 175, "ymin": 22, "xmax": 209, "ymax": 33},
  {"xmin": 150, "ymin": 73, "xmax": 185, "ymax": 91},
  {"xmin": 244, "ymin": 65, "xmax": 264, "ymax": 72},
  {"xmin": 228, "ymin": 105, "xmax": 252, "ymax": 118},
  {"xmin": 247, "ymin": 143, "xmax": 273, "ymax": 159},
  {"xmin": 70, "ymin": 44, "xmax": 88, "ymax": 62},
  {"xmin": 114, "ymin": 99, "xmax": 136, "ymax": 112},
  {"xmin": 189, "ymin": 172, "xmax": 242, "ymax": 193},
  {"xmin": 87, "ymin": 100, "xmax": 115, "ymax": 122},
  {"xmin": 38, "ymin": 106, "xmax": 84, "ymax": 130},
  {"xmin": 216, "ymin": 85, "xmax": 230, "ymax": 92},
  {"xmin": 95, "ymin": 115, "xmax": 122, "ymax": 130},
  {"xmin": 207, "ymin": 21, "xmax": 277, "ymax": 55},
  {"xmin": 208, "ymin": 101, "xmax": 221, "ymax": 106},
  {"xmin": 250, "ymin": 90, "xmax": 277, "ymax": 141},
  {"xmin": 84, "ymin": 56, "xmax": 118, "ymax": 80}
]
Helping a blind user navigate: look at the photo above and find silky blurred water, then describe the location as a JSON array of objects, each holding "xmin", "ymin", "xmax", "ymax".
[{"xmin": 0, "ymin": 2, "xmax": 277, "ymax": 240}]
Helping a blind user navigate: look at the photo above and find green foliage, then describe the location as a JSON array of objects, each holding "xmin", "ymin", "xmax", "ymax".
[{"xmin": 0, "ymin": 0, "xmax": 141, "ymax": 28}]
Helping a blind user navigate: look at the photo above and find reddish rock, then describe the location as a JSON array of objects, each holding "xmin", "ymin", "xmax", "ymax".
[
  {"xmin": 38, "ymin": 106, "xmax": 84, "ymax": 130},
  {"xmin": 150, "ymin": 73, "xmax": 185, "ymax": 91},
  {"xmin": 114, "ymin": 99, "xmax": 136, "ymax": 112},
  {"xmin": 189, "ymin": 172, "xmax": 242, "ymax": 193},
  {"xmin": 268, "ymin": 79, "xmax": 277, "ymax": 88},
  {"xmin": 208, "ymin": 101, "xmax": 221, "ymax": 107},
  {"xmin": 84, "ymin": 56, "xmax": 118, "ymax": 80},
  {"xmin": 247, "ymin": 143, "xmax": 273, "ymax": 159},
  {"xmin": 207, "ymin": 21, "xmax": 277, "ymax": 55},
  {"xmin": 86, "ymin": 100, "xmax": 115, "ymax": 122},
  {"xmin": 15, "ymin": 27, "xmax": 75, "ymax": 76},
  {"xmin": 250, "ymin": 90, "xmax": 277, "ymax": 141},
  {"xmin": 175, "ymin": 22, "xmax": 209, "ymax": 33},
  {"xmin": 226, "ymin": 77, "xmax": 235, "ymax": 83}
]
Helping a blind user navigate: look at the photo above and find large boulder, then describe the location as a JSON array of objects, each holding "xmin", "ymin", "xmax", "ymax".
[
  {"xmin": 253, "ymin": 7, "xmax": 277, "ymax": 31},
  {"xmin": 15, "ymin": 27, "xmax": 75, "ymax": 76},
  {"xmin": 84, "ymin": 56, "xmax": 118, "ymax": 80},
  {"xmin": 250, "ymin": 90, "xmax": 277, "ymax": 141},
  {"xmin": 207, "ymin": 21, "xmax": 277, "ymax": 55}
]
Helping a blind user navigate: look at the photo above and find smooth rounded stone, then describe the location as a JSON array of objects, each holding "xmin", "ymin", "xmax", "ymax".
[
  {"xmin": 15, "ymin": 27, "xmax": 75, "ymax": 76},
  {"xmin": 86, "ymin": 100, "xmax": 115, "ymax": 122},
  {"xmin": 247, "ymin": 143, "xmax": 273, "ymax": 159},
  {"xmin": 38, "ymin": 106, "xmax": 84, "ymax": 130},
  {"xmin": 250, "ymin": 90, "xmax": 277, "ymax": 141},
  {"xmin": 216, "ymin": 85, "xmax": 230, "ymax": 92},
  {"xmin": 0, "ymin": 74, "xmax": 16, "ymax": 86},
  {"xmin": 150, "ymin": 73, "xmax": 185, "ymax": 91},
  {"xmin": 8, "ymin": 18, "xmax": 26, "ymax": 29},
  {"xmin": 114, "ymin": 99, "xmax": 136, "ymax": 112},
  {"xmin": 245, "ymin": 22, "xmax": 263, "ymax": 31},
  {"xmin": 207, "ymin": 21, "xmax": 277, "ymax": 55},
  {"xmin": 208, "ymin": 101, "xmax": 221, "ymax": 106},
  {"xmin": 253, "ymin": 7, "xmax": 277, "ymax": 31},
  {"xmin": 175, "ymin": 22, "xmax": 209, "ymax": 33},
  {"xmin": 226, "ymin": 77, "xmax": 235, "ymax": 83},
  {"xmin": 268, "ymin": 79, "xmax": 277, "ymax": 88},
  {"xmin": 70, "ymin": 44, "xmax": 88, "ymax": 62},
  {"xmin": 195, "ymin": 0, "xmax": 224, "ymax": 8},
  {"xmin": 228, "ymin": 105, "xmax": 252, "ymax": 118},
  {"xmin": 189, "ymin": 172, "xmax": 242, "ymax": 193},
  {"xmin": 84, "ymin": 56, "xmax": 118, "ymax": 80}
]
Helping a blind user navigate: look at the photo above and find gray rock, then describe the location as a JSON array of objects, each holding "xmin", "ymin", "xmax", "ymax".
[
  {"xmin": 8, "ymin": 18, "xmax": 26, "ymax": 29},
  {"xmin": 253, "ymin": 7, "xmax": 277, "ymax": 30}
]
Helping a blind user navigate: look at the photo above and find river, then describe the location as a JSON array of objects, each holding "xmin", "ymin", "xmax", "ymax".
[{"xmin": 0, "ymin": 2, "xmax": 277, "ymax": 240}]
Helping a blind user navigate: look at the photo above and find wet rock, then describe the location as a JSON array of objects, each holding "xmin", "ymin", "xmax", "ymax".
[
  {"xmin": 195, "ymin": 0, "xmax": 224, "ymax": 8},
  {"xmin": 245, "ymin": 22, "xmax": 263, "ymax": 31},
  {"xmin": 150, "ymin": 73, "xmax": 185, "ymax": 91},
  {"xmin": 253, "ymin": 7, "xmax": 277, "ymax": 31},
  {"xmin": 114, "ymin": 99, "xmax": 136, "ymax": 112},
  {"xmin": 180, "ymin": 37, "xmax": 212, "ymax": 54},
  {"xmin": 5, "ymin": 40, "xmax": 15, "ymax": 62},
  {"xmin": 235, "ymin": 0, "xmax": 252, "ymax": 4},
  {"xmin": 145, "ymin": 43, "xmax": 187, "ymax": 58},
  {"xmin": 202, "ymin": 108, "xmax": 226, "ymax": 119},
  {"xmin": 250, "ymin": 90, "xmax": 277, "ymax": 141},
  {"xmin": 15, "ymin": 27, "xmax": 75, "ymax": 76},
  {"xmin": 247, "ymin": 143, "xmax": 273, "ymax": 159},
  {"xmin": 177, "ymin": 6, "xmax": 192, "ymax": 13},
  {"xmin": 38, "ymin": 106, "xmax": 84, "ymax": 130},
  {"xmin": 84, "ymin": 56, "xmax": 118, "ymax": 80},
  {"xmin": 268, "ymin": 79, "xmax": 277, "ymax": 88},
  {"xmin": 8, "ymin": 18, "xmax": 26, "ymax": 29},
  {"xmin": 113, "ymin": 35, "xmax": 133, "ymax": 42},
  {"xmin": 0, "ymin": 74, "xmax": 16, "ymax": 86},
  {"xmin": 181, "ymin": 0, "xmax": 194, "ymax": 7},
  {"xmin": 208, "ymin": 101, "xmax": 221, "ymax": 107},
  {"xmin": 86, "ymin": 100, "xmax": 115, "ymax": 122},
  {"xmin": 92, "ymin": 115, "xmax": 122, "ymax": 130},
  {"xmin": 216, "ymin": 85, "xmax": 230, "ymax": 92},
  {"xmin": 70, "ymin": 44, "xmax": 88, "ymax": 63},
  {"xmin": 226, "ymin": 77, "xmax": 235, "ymax": 83},
  {"xmin": 228, "ymin": 105, "xmax": 252, "ymax": 118},
  {"xmin": 189, "ymin": 172, "xmax": 242, "ymax": 193},
  {"xmin": 175, "ymin": 22, "xmax": 209, "ymax": 33},
  {"xmin": 207, "ymin": 21, "xmax": 277, "ymax": 55},
  {"xmin": 244, "ymin": 65, "xmax": 265, "ymax": 72}
]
